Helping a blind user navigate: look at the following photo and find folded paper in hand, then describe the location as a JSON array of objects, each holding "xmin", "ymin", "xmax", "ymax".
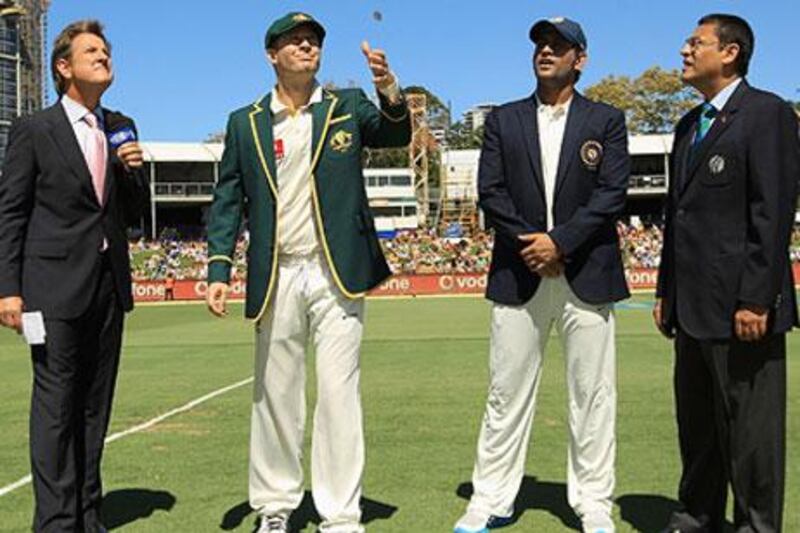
[{"xmin": 22, "ymin": 311, "xmax": 46, "ymax": 345}]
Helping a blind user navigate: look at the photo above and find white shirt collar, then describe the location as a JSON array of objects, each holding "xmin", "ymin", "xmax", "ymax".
[
  {"xmin": 270, "ymin": 82, "xmax": 323, "ymax": 115},
  {"xmin": 535, "ymin": 93, "xmax": 572, "ymax": 119},
  {"xmin": 61, "ymin": 94, "xmax": 103, "ymax": 128},
  {"xmin": 708, "ymin": 77, "xmax": 742, "ymax": 112}
]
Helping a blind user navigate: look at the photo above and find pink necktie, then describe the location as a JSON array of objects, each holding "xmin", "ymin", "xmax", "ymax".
[{"xmin": 83, "ymin": 113, "xmax": 107, "ymax": 205}]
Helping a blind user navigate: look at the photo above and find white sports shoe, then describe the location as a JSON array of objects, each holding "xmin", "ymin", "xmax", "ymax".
[
  {"xmin": 257, "ymin": 514, "xmax": 289, "ymax": 533},
  {"xmin": 453, "ymin": 509, "xmax": 490, "ymax": 533},
  {"xmin": 581, "ymin": 511, "xmax": 615, "ymax": 533}
]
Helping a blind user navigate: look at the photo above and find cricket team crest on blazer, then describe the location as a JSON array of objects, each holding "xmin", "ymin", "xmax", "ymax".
[
  {"xmin": 708, "ymin": 154, "xmax": 726, "ymax": 175},
  {"xmin": 580, "ymin": 139, "xmax": 603, "ymax": 169},
  {"xmin": 330, "ymin": 130, "xmax": 354, "ymax": 153}
]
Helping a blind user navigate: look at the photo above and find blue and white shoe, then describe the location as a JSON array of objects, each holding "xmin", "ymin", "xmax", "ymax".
[
  {"xmin": 581, "ymin": 511, "xmax": 614, "ymax": 533},
  {"xmin": 454, "ymin": 509, "xmax": 514, "ymax": 533},
  {"xmin": 486, "ymin": 514, "xmax": 514, "ymax": 528}
]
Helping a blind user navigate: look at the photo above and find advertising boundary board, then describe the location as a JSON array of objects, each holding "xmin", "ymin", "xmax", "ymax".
[{"xmin": 132, "ymin": 267, "xmax": 718, "ymax": 302}]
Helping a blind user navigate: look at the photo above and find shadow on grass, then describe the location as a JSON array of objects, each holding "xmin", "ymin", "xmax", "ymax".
[
  {"xmin": 220, "ymin": 492, "xmax": 397, "ymax": 532},
  {"xmin": 616, "ymin": 494, "xmax": 681, "ymax": 532},
  {"xmin": 618, "ymin": 495, "xmax": 736, "ymax": 533},
  {"xmin": 456, "ymin": 482, "xmax": 736, "ymax": 532},
  {"xmin": 101, "ymin": 488, "xmax": 176, "ymax": 529},
  {"xmin": 457, "ymin": 476, "xmax": 581, "ymax": 531},
  {"xmin": 220, "ymin": 501, "xmax": 252, "ymax": 531}
]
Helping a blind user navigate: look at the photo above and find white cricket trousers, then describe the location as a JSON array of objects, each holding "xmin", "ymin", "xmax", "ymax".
[
  {"xmin": 468, "ymin": 275, "xmax": 617, "ymax": 520},
  {"xmin": 250, "ymin": 254, "xmax": 366, "ymax": 533}
]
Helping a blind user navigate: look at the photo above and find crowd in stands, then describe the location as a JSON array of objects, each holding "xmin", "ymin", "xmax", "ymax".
[
  {"xmin": 129, "ymin": 223, "xmax": 800, "ymax": 280},
  {"xmin": 380, "ymin": 228, "xmax": 493, "ymax": 274},
  {"xmin": 130, "ymin": 228, "xmax": 248, "ymax": 281},
  {"xmin": 617, "ymin": 221, "xmax": 663, "ymax": 269},
  {"xmin": 793, "ymin": 227, "xmax": 800, "ymax": 263}
]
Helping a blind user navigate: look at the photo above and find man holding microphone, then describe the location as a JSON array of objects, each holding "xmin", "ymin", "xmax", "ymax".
[
  {"xmin": 205, "ymin": 12, "xmax": 410, "ymax": 533},
  {"xmin": 0, "ymin": 20, "xmax": 149, "ymax": 533}
]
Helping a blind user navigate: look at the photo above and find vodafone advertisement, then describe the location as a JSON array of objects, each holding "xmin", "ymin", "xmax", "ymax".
[
  {"xmin": 132, "ymin": 268, "xmax": 673, "ymax": 302},
  {"xmin": 133, "ymin": 265, "xmax": 800, "ymax": 302}
]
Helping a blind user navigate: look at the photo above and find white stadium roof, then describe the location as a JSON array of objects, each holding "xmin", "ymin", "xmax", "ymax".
[
  {"xmin": 627, "ymin": 134, "xmax": 673, "ymax": 154},
  {"xmin": 141, "ymin": 142, "xmax": 223, "ymax": 163}
]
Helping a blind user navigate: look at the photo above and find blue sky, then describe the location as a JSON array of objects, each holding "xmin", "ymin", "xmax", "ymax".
[{"xmin": 49, "ymin": 1, "xmax": 799, "ymax": 141}]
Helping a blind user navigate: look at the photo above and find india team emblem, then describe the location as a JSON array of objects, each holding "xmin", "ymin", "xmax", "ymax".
[
  {"xmin": 580, "ymin": 140, "xmax": 603, "ymax": 169},
  {"xmin": 330, "ymin": 130, "xmax": 354, "ymax": 153},
  {"xmin": 708, "ymin": 154, "xmax": 725, "ymax": 174}
]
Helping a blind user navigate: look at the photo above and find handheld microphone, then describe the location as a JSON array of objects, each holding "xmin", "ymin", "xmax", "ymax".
[{"xmin": 105, "ymin": 113, "xmax": 137, "ymax": 150}]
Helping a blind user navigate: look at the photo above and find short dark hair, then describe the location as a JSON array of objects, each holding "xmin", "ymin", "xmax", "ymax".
[
  {"xmin": 698, "ymin": 13, "xmax": 754, "ymax": 76},
  {"xmin": 51, "ymin": 20, "xmax": 110, "ymax": 96}
]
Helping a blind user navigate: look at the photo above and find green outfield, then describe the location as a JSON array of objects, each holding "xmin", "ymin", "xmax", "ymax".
[{"xmin": 0, "ymin": 296, "xmax": 797, "ymax": 532}]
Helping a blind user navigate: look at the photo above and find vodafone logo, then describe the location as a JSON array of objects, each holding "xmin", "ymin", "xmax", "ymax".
[
  {"xmin": 132, "ymin": 280, "xmax": 248, "ymax": 301},
  {"xmin": 194, "ymin": 281, "xmax": 207, "ymax": 296},
  {"xmin": 133, "ymin": 274, "xmax": 496, "ymax": 302},
  {"xmin": 377, "ymin": 277, "xmax": 411, "ymax": 293},
  {"xmin": 194, "ymin": 280, "xmax": 247, "ymax": 296},
  {"xmin": 439, "ymin": 275, "xmax": 486, "ymax": 292},
  {"xmin": 132, "ymin": 282, "xmax": 164, "ymax": 298},
  {"xmin": 625, "ymin": 269, "xmax": 658, "ymax": 288}
]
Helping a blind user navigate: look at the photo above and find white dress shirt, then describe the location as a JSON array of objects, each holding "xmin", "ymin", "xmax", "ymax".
[
  {"xmin": 706, "ymin": 77, "xmax": 742, "ymax": 126},
  {"xmin": 536, "ymin": 95, "xmax": 572, "ymax": 230},
  {"xmin": 270, "ymin": 84, "xmax": 322, "ymax": 257}
]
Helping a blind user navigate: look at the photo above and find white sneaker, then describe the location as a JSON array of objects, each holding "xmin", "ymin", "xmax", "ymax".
[
  {"xmin": 453, "ymin": 510, "xmax": 490, "ymax": 533},
  {"xmin": 581, "ymin": 511, "xmax": 615, "ymax": 533},
  {"xmin": 257, "ymin": 514, "xmax": 289, "ymax": 533}
]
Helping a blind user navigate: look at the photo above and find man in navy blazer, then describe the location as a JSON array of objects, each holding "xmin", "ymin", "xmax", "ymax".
[
  {"xmin": 455, "ymin": 17, "xmax": 630, "ymax": 533},
  {"xmin": 655, "ymin": 14, "xmax": 798, "ymax": 533}
]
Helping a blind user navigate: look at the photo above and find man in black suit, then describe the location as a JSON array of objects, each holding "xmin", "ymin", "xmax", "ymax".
[
  {"xmin": 454, "ymin": 17, "xmax": 630, "ymax": 533},
  {"xmin": 0, "ymin": 20, "xmax": 149, "ymax": 533},
  {"xmin": 655, "ymin": 14, "xmax": 798, "ymax": 533}
]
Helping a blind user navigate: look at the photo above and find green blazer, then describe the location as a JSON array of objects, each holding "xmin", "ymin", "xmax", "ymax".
[{"xmin": 207, "ymin": 87, "xmax": 411, "ymax": 321}]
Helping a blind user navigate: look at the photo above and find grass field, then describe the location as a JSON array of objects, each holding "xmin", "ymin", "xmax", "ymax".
[{"xmin": 0, "ymin": 295, "xmax": 798, "ymax": 532}]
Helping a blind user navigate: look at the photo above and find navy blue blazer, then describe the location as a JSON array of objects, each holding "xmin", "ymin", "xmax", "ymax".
[
  {"xmin": 479, "ymin": 92, "xmax": 631, "ymax": 306},
  {"xmin": 656, "ymin": 81, "xmax": 799, "ymax": 339}
]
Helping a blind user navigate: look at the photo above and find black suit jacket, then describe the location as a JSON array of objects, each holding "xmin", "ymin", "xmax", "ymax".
[
  {"xmin": 0, "ymin": 102, "xmax": 150, "ymax": 319},
  {"xmin": 656, "ymin": 80, "xmax": 800, "ymax": 339},
  {"xmin": 480, "ymin": 92, "xmax": 631, "ymax": 306}
]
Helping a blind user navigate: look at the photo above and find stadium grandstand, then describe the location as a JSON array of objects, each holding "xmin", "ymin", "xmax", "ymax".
[
  {"xmin": 135, "ymin": 134, "xmax": 673, "ymax": 238},
  {"xmin": 130, "ymin": 136, "xmax": 800, "ymax": 285},
  {"xmin": 134, "ymin": 142, "xmax": 418, "ymax": 240}
]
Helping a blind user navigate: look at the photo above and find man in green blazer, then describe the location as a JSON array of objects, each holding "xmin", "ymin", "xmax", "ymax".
[{"xmin": 205, "ymin": 12, "xmax": 410, "ymax": 533}]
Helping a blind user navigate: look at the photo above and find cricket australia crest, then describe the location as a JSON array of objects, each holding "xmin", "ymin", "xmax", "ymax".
[{"xmin": 330, "ymin": 130, "xmax": 354, "ymax": 153}]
